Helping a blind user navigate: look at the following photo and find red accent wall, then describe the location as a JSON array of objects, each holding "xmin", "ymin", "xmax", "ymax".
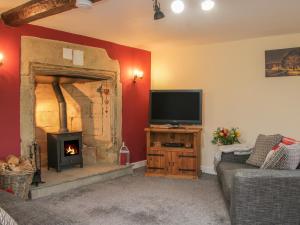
[{"xmin": 0, "ymin": 22, "xmax": 150, "ymax": 163}]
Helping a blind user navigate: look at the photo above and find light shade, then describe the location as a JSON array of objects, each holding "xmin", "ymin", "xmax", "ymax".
[
  {"xmin": 0, "ymin": 52, "xmax": 4, "ymax": 65},
  {"xmin": 76, "ymin": 0, "xmax": 92, "ymax": 8},
  {"xmin": 171, "ymin": 0, "xmax": 185, "ymax": 14},
  {"xmin": 153, "ymin": 0, "xmax": 165, "ymax": 20},
  {"xmin": 133, "ymin": 69, "xmax": 144, "ymax": 83},
  {"xmin": 201, "ymin": 0, "xmax": 215, "ymax": 11},
  {"xmin": 154, "ymin": 10, "xmax": 165, "ymax": 20}
]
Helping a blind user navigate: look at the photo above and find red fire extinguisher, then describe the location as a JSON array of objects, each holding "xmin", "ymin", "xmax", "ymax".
[{"xmin": 119, "ymin": 142, "xmax": 130, "ymax": 166}]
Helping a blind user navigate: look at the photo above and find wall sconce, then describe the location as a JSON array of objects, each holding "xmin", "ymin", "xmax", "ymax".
[
  {"xmin": 133, "ymin": 69, "xmax": 144, "ymax": 83},
  {"xmin": 0, "ymin": 52, "xmax": 4, "ymax": 66}
]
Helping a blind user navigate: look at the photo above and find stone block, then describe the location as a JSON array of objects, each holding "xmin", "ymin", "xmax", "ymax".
[{"xmin": 82, "ymin": 146, "xmax": 97, "ymax": 166}]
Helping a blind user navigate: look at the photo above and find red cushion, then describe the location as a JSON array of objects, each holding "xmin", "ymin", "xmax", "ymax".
[
  {"xmin": 272, "ymin": 137, "xmax": 298, "ymax": 151},
  {"xmin": 282, "ymin": 137, "xmax": 297, "ymax": 145}
]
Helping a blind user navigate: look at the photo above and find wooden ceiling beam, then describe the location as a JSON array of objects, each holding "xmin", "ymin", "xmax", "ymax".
[{"xmin": 1, "ymin": 0, "xmax": 77, "ymax": 27}]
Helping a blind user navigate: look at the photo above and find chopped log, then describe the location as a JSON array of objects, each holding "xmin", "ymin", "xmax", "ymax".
[
  {"xmin": 1, "ymin": 0, "xmax": 76, "ymax": 27},
  {"xmin": 6, "ymin": 155, "xmax": 20, "ymax": 166}
]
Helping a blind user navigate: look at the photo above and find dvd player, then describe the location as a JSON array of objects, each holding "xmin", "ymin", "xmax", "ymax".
[{"xmin": 162, "ymin": 143, "xmax": 185, "ymax": 148}]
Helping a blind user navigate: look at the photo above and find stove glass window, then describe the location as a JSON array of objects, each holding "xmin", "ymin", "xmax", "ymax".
[{"xmin": 64, "ymin": 140, "xmax": 80, "ymax": 156}]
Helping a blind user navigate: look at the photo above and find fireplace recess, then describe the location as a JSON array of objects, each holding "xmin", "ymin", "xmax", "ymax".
[{"xmin": 47, "ymin": 81, "xmax": 83, "ymax": 172}]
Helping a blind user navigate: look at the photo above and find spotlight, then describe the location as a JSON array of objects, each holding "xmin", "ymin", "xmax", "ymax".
[
  {"xmin": 171, "ymin": 0, "xmax": 185, "ymax": 14},
  {"xmin": 76, "ymin": 0, "xmax": 92, "ymax": 8},
  {"xmin": 153, "ymin": 0, "xmax": 165, "ymax": 20},
  {"xmin": 201, "ymin": 0, "xmax": 215, "ymax": 11}
]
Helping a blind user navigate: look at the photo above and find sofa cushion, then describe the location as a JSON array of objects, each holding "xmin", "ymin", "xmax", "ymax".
[
  {"xmin": 0, "ymin": 207, "xmax": 17, "ymax": 225},
  {"xmin": 216, "ymin": 162, "xmax": 257, "ymax": 203},
  {"xmin": 246, "ymin": 134, "xmax": 282, "ymax": 167},
  {"xmin": 260, "ymin": 145, "xmax": 286, "ymax": 169},
  {"xmin": 276, "ymin": 144, "xmax": 300, "ymax": 170}
]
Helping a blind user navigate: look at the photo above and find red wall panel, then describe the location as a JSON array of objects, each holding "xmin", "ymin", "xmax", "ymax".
[{"xmin": 0, "ymin": 22, "xmax": 150, "ymax": 162}]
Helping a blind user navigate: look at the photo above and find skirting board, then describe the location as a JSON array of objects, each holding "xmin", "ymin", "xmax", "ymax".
[
  {"xmin": 131, "ymin": 160, "xmax": 146, "ymax": 169},
  {"xmin": 132, "ymin": 160, "xmax": 217, "ymax": 175},
  {"xmin": 201, "ymin": 166, "xmax": 217, "ymax": 175}
]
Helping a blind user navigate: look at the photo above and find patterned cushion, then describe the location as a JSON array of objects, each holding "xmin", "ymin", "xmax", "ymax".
[
  {"xmin": 0, "ymin": 207, "xmax": 17, "ymax": 225},
  {"xmin": 260, "ymin": 145, "xmax": 285, "ymax": 169},
  {"xmin": 276, "ymin": 144, "xmax": 300, "ymax": 170},
  {"xmin": 246, "ymin": 134, "xmax": 282, "ymax": 167},
  {"xmin": 272, "ymin": 137, "xmax": 299, "ymax": 151}
]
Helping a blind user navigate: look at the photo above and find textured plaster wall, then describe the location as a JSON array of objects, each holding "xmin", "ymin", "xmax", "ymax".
[{"xmin": 152, "ymin": 33, "xmax": 300, "ymax": 172}]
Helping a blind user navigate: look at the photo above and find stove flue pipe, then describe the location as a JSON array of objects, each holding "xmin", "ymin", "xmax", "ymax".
[{"xmin": 52, "ymin": 82, "xmax": 69, "ymax": 133}]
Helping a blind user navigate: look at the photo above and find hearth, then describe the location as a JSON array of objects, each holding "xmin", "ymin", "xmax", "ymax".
[{"xmin": 47, "ymin": 132, "xmax": 83, "ymax": 172}]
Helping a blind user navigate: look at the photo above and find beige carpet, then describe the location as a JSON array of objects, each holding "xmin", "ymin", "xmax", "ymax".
[{"xmin": 33, "ymin": 168, "xmax": 230, "ymax": 225}]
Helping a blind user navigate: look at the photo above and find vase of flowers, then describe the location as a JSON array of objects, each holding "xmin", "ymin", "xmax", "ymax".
[{"xmin": 211, "ymin": 127, "xmax": 240, "ymax": 145}]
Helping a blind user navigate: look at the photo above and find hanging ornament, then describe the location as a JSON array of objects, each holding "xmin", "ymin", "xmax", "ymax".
[{"xmin": 103, "ymin": 81, "xmax": 110, "ymax": 116}]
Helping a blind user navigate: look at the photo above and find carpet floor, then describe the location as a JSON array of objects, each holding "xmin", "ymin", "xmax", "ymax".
[{"xmin": 33, "ymin": 169, "xmax": 230, "ymax": 225}]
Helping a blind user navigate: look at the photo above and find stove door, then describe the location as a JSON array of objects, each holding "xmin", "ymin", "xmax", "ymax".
[{"xmin": 59, "ymin": 134, "xmax": 82, "ymax": 166}]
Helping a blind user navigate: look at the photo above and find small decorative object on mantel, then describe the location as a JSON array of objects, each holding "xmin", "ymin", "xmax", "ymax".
[
  {"xmin": 0, "ymin": 155, "xmax": 34, "ymax": 200},
  {"xmin": 265, "ymin": 47, "xmax": 300, "ymax": 77},
  {"xmin": 211, "ymin": 127, "xmax": 240, "ymax": 146}
]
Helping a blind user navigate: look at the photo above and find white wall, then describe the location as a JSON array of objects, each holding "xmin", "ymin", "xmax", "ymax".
[{"xmin": 151, "ymin": 33, "xmax": 300, "ymax": 173}]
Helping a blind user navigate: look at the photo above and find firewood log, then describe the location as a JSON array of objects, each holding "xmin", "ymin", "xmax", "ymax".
[
  {"xmin": 19, "ymin": 160, "xmax": 33, "ymax": 171},
  {"xmin": 6, "ymin": 155, "xmax": 19, "ymax": 166}
]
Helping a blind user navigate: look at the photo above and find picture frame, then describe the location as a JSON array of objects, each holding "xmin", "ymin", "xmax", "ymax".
[{"xmin": 265, "ymin": 47, "xmax": 300, "ymax": 77}]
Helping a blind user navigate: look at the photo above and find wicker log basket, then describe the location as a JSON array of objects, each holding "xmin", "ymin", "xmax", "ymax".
[{"xmin": 0, "ymin": 155, "xmax": 34, "ymax": 200}]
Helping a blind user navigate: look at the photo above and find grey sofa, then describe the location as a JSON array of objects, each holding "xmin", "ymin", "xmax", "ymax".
[
  {"xmin": 216, "ymin": 152, "xmax": 300, "ymax": 225},
  {"xmin": 0, "ymin": 191, "xmax": 74, "ymax": 225}
]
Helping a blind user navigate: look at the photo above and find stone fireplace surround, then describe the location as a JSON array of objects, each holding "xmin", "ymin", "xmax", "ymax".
[{"xmin": 20, "ymin": 37, "xmax": 122, "ymax": 166}]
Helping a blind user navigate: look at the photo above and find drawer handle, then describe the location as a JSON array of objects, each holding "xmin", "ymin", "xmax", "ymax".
[
  {"xmin": 179, "ymin": 169, "xmax": 196, "ymax": 172},
  {"xmin": 148, "ymin": 154, "xmax": 164, "ymax": 157},
  {"xmin": 178, "ymin": 155, "xmax": 196, "ymax": 158},
  {"xmin": 148, "ymin": 167, "xmax": 164, "ymax": 170}
]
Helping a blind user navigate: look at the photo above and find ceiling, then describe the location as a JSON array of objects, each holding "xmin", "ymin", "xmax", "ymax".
[{"xmin": 1, "ymin": 0, "xmax": 300, "ymax": 50}]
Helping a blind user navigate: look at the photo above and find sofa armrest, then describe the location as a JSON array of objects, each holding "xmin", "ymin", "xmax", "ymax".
[
  {"xmin": 230, "ymin": 169, "xmax": 300, "ymax": 225},
  {"xmin": 221, "ymin": 152, "xmax": 251, "ymax": 164}
]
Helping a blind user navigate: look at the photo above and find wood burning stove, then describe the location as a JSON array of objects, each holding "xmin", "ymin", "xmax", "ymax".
[
  {"xmin": 47, "ymin": 82, "xmax": 83, "ymax": 172},
  {"xmin": 47, "ymin": 132, "xmax": 83, "ymax": 172}
]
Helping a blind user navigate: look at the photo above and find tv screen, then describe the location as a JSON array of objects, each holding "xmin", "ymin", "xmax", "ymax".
[{"xmin": 150, "ymin": 90, "xmax": 202, "ymax": 125}]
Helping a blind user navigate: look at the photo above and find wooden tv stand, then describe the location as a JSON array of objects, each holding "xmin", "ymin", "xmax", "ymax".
[{"xmin": 145, "ymin": 127, "xmax": 202, "ymax": 179}]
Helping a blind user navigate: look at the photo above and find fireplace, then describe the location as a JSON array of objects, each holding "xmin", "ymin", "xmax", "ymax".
[
  {"xmin": 47, "ymin": 132, "xmax": 83, "ymax": 172},
  {"xmin": 20, "ymin": 37, "xmax": 122, "ymax": 168}
]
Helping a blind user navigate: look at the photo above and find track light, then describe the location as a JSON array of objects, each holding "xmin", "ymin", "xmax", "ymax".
[
  {"xmin": 153, "ymin": 0, "xmax": 165, "ymax": 20},
  {"xmin": 171, "ymin": 0, "xmax": 185, "ymax": 14},
  {"xmin": 201, "ymin": 0, "xmax": 215, "ymax": 11}
]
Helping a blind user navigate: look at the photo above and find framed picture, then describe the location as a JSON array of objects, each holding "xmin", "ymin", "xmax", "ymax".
[{"xmin": 265, "ymin": 47, "xmax": 300, "ymax": 77}]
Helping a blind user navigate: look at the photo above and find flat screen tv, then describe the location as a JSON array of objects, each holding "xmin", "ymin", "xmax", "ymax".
[{"xmin": 150, "ymin": 90, "xmax": 202, "ymax": 125}]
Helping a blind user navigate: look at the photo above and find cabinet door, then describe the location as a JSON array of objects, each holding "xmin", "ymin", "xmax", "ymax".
[
  {"xmin": 165, "ymin": 151, "xmax": 173, "ymax": 174},
  {"xmin": 178, "ymin": 152, "xmax": 197, "ymax": 176},
  {"xmin": 147, "ymin": 151, "xmax": 165, "ymax": 174},
  {"xmin": 166, "ymin": 151, "xmax": 181, "ymax": 175}
]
